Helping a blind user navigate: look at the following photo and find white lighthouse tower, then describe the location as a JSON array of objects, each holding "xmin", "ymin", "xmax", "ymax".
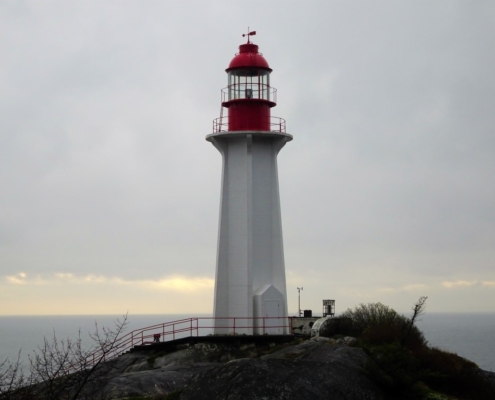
[{"xmin": 207, "ymin": 32, "xmax": 292, "ymax": 335}]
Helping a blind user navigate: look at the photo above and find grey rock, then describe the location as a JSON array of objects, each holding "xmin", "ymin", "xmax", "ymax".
[
  {"xmin": 103, "ymin": 363, "xmax": 216, "ymax": 399},
  {"xmin": 80, "ymin": 337, "xmax": 495, "ymax": 400},
  {"xmin": 153, "ymin": 342, "xmax": 250, "ymax": 368},
  {"xmin": 309, "ymin": 336, "xmax": 332, "ymax": 342},
  {"xmin": 122, "ymin": 359, "xmax": 150, "ymax": 373},
  {"xmin": 178, "ymin": 342, "xmax": 382, "ymax": 400},
  {"xmin": 88, "ymin": 352, "xmax": 152, "ymax": 379},
  {"xmin": 96, "ymin": 341, "xmax": 264, "ymax": 398},
  {"xmin": 344, "ymin": 336, "xmax": 357, "ymax": 345},
  {"xmin": 179, "ymin": 357, "xmax": 381, "ymax": 400}
]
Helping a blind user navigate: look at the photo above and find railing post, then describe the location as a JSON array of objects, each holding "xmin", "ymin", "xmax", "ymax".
[
  {"xmin": 233, "ymin": 318, "xmax": 236, "ymax": 335},
  {"xmin": 173, "ymin": 324, "xmax": 175, "ymax": 340},
  {"xmin": 263, "ymin": 317, "xmax": 265, "ymax": 335}
]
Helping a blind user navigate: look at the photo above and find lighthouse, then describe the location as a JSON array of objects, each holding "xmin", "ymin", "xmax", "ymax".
[{"xmin": 206, "ymin": 32, "xmax": 292, "ymax": 335}]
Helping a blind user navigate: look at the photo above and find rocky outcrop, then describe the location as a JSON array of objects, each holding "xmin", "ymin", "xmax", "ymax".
[
  {"xmin": 81, "ymin": 336, "xmax": 495, "ymax": 400},
  {"xmin": 96, "ymin": 337, "xmax": 383, "ymax": 400},
  {"xmin": 97, "ymin": 341, "xmax": 270, "ymax": 399},
  {"xmin": 178, "ymin": 339, "xmax": 382, "ymax": 400},
  {"xmin": 98, "ymin": 342, "xmax": 244, "ymax": 399},
  {"xmin": 103, "ymin": 363, "xmax": 214, "ymax": 399}
]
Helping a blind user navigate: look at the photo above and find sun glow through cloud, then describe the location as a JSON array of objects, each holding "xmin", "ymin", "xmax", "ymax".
[
  {"xmin": 3, "ymin": 273, "xmax": 213, "ymax": 292},
  {"xmin": 378, "ymin": 284, "xmax": 429, "ymax": 293},
  {"xmin": 0, "ymin": 272, "xmax": 215, "ymax": 315},
  {"xmin": 442, "ymin": 280, "xmax": 480, "ymax": 288}
]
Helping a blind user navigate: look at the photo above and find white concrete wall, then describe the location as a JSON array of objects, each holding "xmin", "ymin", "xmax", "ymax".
[
  {"xmin": 253, "ymin": 284, "xmax": 286, "ymax": 335},
  {"xmin": 207, "ymin": 131, "xmax": 292, "ymax": 335}
]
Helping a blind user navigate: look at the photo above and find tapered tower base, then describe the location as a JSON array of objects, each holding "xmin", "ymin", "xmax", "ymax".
[{"xmin": 206, "ymin": 131, "xmax": 292, "ymax": 335}]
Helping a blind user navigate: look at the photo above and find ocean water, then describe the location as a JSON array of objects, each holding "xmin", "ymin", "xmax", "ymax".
[
  {"xmin": 0, "ymin": 312, "xmax": 494, "ymax": 371},
  {"xmin": 0, "ymin": 314, "xmax": 208, "ymax": 367},
  {"xmin": 415, "ymin": 312, "xmax": 495, "ymax": 372}
]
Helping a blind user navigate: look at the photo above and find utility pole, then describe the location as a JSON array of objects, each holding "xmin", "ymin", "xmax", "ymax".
[{"xmin": 297, "ymin": 287, "xmax": 303, "ymax": 317}]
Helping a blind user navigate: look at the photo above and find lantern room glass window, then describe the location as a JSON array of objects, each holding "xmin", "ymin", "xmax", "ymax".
[{"xmin": 228, "ymin": 69, "xmax": 270, "ymax": 101}]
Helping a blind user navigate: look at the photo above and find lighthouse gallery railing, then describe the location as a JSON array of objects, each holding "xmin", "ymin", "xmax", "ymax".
[
  {"xmin": 221, "ymin": 84, "xmax": 277, "ymax": 103},
  {"xmin": 212, "ymin": 116, "xmax": 286, "ymax": 133},
  {"xmin": 213, "ymin": 83, "xmax": 286, "ymax": 133}
]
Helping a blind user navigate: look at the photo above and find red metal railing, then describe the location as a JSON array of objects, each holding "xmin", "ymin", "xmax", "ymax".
[
  {"xmin": 212, "ymin": 116, "xmax": 286, "ymax": 133},
  {"xmin": 84, "ymin": 316, "xmax": 296, "ymax": 368}
]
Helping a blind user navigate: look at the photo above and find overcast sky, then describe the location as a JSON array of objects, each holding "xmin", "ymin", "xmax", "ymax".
[{"xmin": 1, "ymin": 1, "xmax": 494, "ymax": 316}]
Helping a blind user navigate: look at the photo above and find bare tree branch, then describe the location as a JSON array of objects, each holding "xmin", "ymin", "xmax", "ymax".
[
  {"xmin": 0, "ymin": 313, "xmax": 129, "ymax": 400},
  {"xmin": 401, "ymin": 296, "xmax": 428, "ymax": 346}
]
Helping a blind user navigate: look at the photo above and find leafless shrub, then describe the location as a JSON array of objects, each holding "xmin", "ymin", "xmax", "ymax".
[{"xmin": 0, "ymin": 314, "xmax": 128, "ymax": 400}]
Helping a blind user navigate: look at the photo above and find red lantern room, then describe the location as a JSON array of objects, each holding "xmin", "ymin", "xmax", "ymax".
[{"xmin": 213, "ymin": 32, "xmax": 286, "ymax": 133}]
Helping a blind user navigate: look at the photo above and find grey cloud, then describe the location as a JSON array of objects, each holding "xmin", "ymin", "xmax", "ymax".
[{"xmin": 1, "ymin": 1, "xmax": 494, "ymax": 313}]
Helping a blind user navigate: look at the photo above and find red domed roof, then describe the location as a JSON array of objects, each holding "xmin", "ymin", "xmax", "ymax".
[{"xmin": 226, "ymin": 43, "xmax": 272, "ymax": 72}]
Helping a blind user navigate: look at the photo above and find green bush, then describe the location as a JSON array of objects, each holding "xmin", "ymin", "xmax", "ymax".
[
  {"xmin": 416, "ymin": 346, "xmax": 495, "ymax": 399},
  {"xmin": 342, "ymin": 299, "xmax": 495, "ymax": 399},
  {"xmin": 340, "ymin": 302, "xmax": 399, "ymax": 334},
  {"xmin": 364, "ymin": 342, "xmax": 424, "ymax": 398},
  {"xmin": 340, "ymin": 302, "xmax": 426, "ymax": 349}
]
